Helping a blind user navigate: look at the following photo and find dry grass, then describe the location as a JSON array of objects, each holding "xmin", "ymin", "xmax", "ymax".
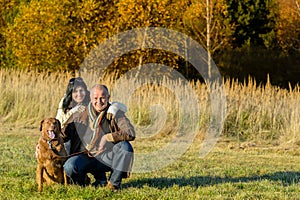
[
  {"xmin": 0, "ymin": 69, "xmax": 73, "ymax": 125},
  {"xmin": 0, "ymin": 68, "xmax": 299, "ymax": 146},
  {"xmin": 224, "ymin": 76, "xmax": 300, "ymax": 146}
]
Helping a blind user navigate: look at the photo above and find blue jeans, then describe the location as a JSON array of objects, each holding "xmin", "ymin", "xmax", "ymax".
[
  {"xmin": 63, "ymin": 154, "xmax": 106, "ymax": 186},
  {"xmin": 64, "ymin": 141, "xmax": 134, "ymax": 187}
]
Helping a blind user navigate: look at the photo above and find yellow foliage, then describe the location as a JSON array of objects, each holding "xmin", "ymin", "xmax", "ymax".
[
  {"xmin": 183, "ymin": 0, "xmax": 234, "ymax": 53},
  {"xmin": 6, "ymin": 0, "xmax": 69, "ymax": 70},
  {"xmin": 277, "ymin": 0, "xmax": 300, "ymax": 51}
]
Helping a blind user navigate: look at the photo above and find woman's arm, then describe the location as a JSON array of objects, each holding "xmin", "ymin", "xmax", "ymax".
[{"xmin": 56, "ymin": 97, "xmax": 85, "ymax": 128}]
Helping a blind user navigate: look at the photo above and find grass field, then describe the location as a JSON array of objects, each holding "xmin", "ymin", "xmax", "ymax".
[
  {"xmin": 0, "ymin": 69, "xmax": 299, "ymax": 199},
  {"xmin": 0, "ymin": 126, "xmax": 299, "ymax": 199}
]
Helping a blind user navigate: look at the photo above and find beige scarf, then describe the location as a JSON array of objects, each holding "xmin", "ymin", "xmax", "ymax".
[{"xmin": 86, "ymin": 102, "xmax": 106, "ymax": 152}]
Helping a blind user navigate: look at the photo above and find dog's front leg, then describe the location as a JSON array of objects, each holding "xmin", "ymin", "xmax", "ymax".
[
  {"xmin": 63, "ymin": 169, "xmax": 68, "ymax": 185},
  {"xmin": 36, "ymin": 164, "xmax": 44, "ymax": 192}
]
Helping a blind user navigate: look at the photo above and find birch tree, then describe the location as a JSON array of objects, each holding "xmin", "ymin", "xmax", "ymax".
[{"xmin": 183, "ymin": 0, "xmax": 234, "ymax": 78}]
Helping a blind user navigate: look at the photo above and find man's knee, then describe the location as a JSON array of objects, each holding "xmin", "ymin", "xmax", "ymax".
[
  {"xmin": 64, "ymin": 157, "xmax": 76, "ymax": 177},
  {"xmin": 114, "ymin": 141, "xmax": 133, "ymax": 153},
  {"xmin": 63, "ymin": 155, "xmax": 87, "ymax": 177}
]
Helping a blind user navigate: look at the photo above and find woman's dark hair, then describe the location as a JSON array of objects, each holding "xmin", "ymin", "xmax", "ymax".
[{"xmin": 62, "ymin": 77, "xmax": 90, "ymax": 114}]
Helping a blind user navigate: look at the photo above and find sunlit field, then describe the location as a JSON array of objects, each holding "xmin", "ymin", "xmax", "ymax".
[
  {"xmin": 1, "ymin": 68, "xmax": 299, "ymax": 144},
  {"xmin": 0, "ymin": 68, "xmax": 299, "ymax": 199}
]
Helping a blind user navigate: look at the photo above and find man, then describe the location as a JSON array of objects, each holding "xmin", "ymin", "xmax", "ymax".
[{"xmin": 62, "ymin": 84, "xmax": 135, "ymax": 191}]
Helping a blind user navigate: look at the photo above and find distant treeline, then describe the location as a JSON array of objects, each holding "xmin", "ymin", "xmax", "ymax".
[{"xmin": 0, "ymin": 0, "xmax": 299, "ymax": 88}]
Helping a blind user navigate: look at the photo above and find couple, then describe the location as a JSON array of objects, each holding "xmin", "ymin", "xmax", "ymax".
[{"xmin": 56, "ymin": 77, "xmax": 135, "ymax": 191}]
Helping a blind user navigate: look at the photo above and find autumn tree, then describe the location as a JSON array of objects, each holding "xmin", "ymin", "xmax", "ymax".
[
  {"xmin": 104, "ymin": 0, "xmax": 191, "ymax": 75},
  {"xmin": 6, "ymin": 0, "xmax": 71, "ymax": 70},
  {"xmin": 6, "ymin": 0, "xmax": 118, "ymax": 71},
  {"xmin": 5, "ymin": 0, "xmax": 193, "ymax": 72},
  {"xmin": 0, "ymin": 0, "xmax": 26, "ymax": 68},
  {"xmin": 277, "ymin": 0, "xmax": 300, "ymax": 52}
]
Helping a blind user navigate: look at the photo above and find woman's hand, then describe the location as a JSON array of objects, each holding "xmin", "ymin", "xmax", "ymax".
[
  {"xmin": 107, "ymin": 102, "xmax": 127, "ymax": 120},
  {"xmin": 70, "ymin": 105, "xmax": 85, "ymax": 114}
]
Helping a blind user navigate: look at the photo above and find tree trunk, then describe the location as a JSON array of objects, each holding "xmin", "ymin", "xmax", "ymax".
[{"xmin": 206, "ymin": 0, "xmax": 212, "ymax": 79}]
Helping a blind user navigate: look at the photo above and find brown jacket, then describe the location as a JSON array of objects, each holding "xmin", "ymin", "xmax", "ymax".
[{"xmin": 61, "ymin": 105, "xmax": 135, "ymax": 154}]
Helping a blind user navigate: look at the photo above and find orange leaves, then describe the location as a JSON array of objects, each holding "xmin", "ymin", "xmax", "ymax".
[{"xmin": 277, "ymin": 0, "xmax": 300, "ymax": 51}]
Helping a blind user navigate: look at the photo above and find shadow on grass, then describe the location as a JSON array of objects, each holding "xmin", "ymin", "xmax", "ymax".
[{"xmin": 124, "ymin": 171, "xmax": 300, "ymax": 189}]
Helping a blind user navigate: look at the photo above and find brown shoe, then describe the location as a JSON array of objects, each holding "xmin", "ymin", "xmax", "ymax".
[
  {"xmin": 107, "ymin": 181, "xmax": 120, "ymax": 192},
  {"xmin": 84, "ymin": 175, "xmax": 91, "ymax": 185}
]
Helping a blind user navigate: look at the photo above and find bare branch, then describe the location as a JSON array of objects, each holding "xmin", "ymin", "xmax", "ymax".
[
  {"xmin": 210, "ymin": 20, "xmax": 217, "ymax": 34},
  {"xmin": 212, "ymin": 40, "xmax": 224, "ymax": 52}
]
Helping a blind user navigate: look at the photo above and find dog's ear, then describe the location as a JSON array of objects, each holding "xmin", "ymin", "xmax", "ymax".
[{"xmin": 40, "ymin": 119, "xmax": 44, "ymax": 131}]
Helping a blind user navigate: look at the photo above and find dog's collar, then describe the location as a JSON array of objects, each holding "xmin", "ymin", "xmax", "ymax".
[{"xmin": 41, "ymin": 137, "xmax": 59, "ymax": 150}]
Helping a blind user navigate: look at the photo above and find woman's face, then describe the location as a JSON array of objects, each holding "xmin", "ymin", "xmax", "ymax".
[{"xmin": 72, "ymin": 86, "xmax": 86, "ymax": 104}]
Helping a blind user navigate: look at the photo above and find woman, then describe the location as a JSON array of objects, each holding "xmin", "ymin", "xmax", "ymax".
[{"xmin": 56, "ymin": 77, "xmax": 90, "ymax": 129}]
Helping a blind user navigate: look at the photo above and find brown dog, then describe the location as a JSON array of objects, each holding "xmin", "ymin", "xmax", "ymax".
[{"xmin": 36, "ymin": 118, "xmax": 68, "ymax": 192}]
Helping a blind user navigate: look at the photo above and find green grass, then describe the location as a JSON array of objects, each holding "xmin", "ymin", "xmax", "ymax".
[{"xmin": 0, "ymin": 126, "xmax": 299, "ymax": 200}]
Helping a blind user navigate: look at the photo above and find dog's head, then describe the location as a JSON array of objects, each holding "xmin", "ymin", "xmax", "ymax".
[{"xmin": 40, "ymin": 118, "xmax": 61, "ymax": 140}]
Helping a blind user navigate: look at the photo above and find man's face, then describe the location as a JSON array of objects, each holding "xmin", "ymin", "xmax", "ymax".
[{"xmin": 91, "ymin": 88, "xmax": 110, "ymax": 112}]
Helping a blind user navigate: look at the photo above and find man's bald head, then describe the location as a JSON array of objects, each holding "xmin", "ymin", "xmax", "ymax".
[{"xmin": 90, "ymin": 84, "xmax": 110, "ymax": 112}]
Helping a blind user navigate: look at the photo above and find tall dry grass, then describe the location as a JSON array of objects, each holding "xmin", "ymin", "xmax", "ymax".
[
  {"xmin": 0, "ymin": 68, "xmax": 299, "ymax": 146},
  {"xmin": 224, "ymin": 76, "xmax": 300, "ymax": 146},
  {"xmin": 0, "ymin": 69, "xmax": 73, "ymax": 125}
]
